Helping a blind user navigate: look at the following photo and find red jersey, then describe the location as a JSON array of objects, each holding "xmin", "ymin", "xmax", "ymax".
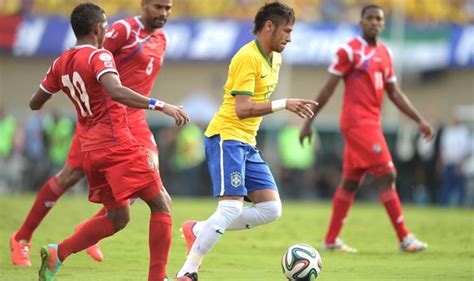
[
  {"xmin": 40, "ymin": 45, "xmax": 133, "ymax": 151},
  {"xmin": 103, "ymin": 16, "xmax": 168, "ymax": 124},
  {"xmin": 328, "ymin": 36, "xmax": 396, "ymax": 130}
]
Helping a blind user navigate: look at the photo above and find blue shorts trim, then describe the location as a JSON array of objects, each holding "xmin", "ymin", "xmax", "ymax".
[{"xmin": 205, "ymin": 135, "xmax": 277, "ymax": 197}]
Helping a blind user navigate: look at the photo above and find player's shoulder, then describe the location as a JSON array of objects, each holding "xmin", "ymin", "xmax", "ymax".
[
  {"xmin": 87, "ymin": 47, "xmax": 114, "ymax": 65},
  {"xmin": 108, "ymin": 17, "xmax": 137, "ymax": 39},
  {"xmin": 377, "ymin": 41, "xmax": 394, "ymax": 58},
  {"xmin": 233, "ymin": 41, "xmax": 260, "ymax": 62}
]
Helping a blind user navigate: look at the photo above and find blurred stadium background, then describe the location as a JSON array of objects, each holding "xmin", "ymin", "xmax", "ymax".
[{"xmin": 0, "ymin": 0, "xmax": 473, "ymax": 207}]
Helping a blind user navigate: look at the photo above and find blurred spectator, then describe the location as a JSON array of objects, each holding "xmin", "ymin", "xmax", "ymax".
[
  {"xmin": 22, "ymin": 112, "xmax": 49, "ymax": 191},
  {"xmin": 416, "ymin": 122, "xmax": 443, "ymax": 205},
  {"xmin": 395, "ymin": 118, "xmax": 418, "ymax": 202},
  {"xmin": 0, "ymin": 107, "xmax": 17, "ymax": 189},
  {"xmin": 439, "ymin": 117, "xmax": 471, "ymax": 206},
  {"xmin": 43, "ymin": 110, "xmax": 74, "ymax": 174},
  {"xmin": 278, "ymin": 119, "xmax": 318, "ymax": 199},
  {"xmin": 173, "ymin": 123, "xmax": 206, "ymax": 196}
]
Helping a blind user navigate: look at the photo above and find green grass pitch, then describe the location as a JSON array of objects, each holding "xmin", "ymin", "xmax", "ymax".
[{"xmin": 1, "ymin": 195, "xmax": 472, "ymax": 280}]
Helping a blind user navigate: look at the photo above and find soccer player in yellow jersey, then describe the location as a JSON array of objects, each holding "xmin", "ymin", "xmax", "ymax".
[{"xmin": 175, "ymin": 2, "xmax": 318, "ymax": 280}]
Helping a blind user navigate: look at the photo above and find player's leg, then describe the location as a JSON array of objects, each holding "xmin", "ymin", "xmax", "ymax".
[
  {"xmin": 39, "ymin": 197, "xmax": 129, "ymax": 280},
  {"xmin": 11, "ymin": 164, "xmax": 83, "ymax": 266},
  {"xmin": 322, "ymin": 176, "xmax": 359, "ymax": 253},
  {"xmin": 136, "ymin": 179, "xmax": 173, "ymax": 281},
  {"xmin": 376, "ymin": 169, "xmax": 428, "ymax": 252},
  {"xmin": 176, "ymin": 136, "xmax": 246, "ymax": 278},
  {"xmin": 225, "ymin": 149, "xmax": 282, "ymax": 230}
]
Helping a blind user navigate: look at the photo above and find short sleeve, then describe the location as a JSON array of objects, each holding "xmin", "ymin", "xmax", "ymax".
[
  {"xmin": 88, "ymin": 49, "xmax": 118, "ymax": 81},
  {"xmin": 39, "ymin": 59, "xmax": 60, "ymax": 94},
  {"xmin": 328, "ymin": 46, "xmax": 353, "ymax": 76},
  {"xmin": 230, "ymin": 53, "xmax": 258, "ymax": 96},
  {"xmin": 385, "ymin": 47, "xmax": 397, "ymax": 83},
  {"xmin": 103, "ymin": 20, "xmax": 130, "ymax": 54}
]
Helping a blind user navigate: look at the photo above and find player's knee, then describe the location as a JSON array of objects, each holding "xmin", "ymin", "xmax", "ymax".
[
  {"xmin": 108, "ymin": 208, "xmax": 131, "ymax": 232},
  {"xmin": 145, "ymin": 191, "xmax": 172, "ymax": 213},
  {"xmin": 378, "ymin": 170, "xmax": 397, "ymax": 188},
  {"xmin": 217, "ymin": 200, "xmax": 243, "ymax": 222},
  {"xmin": 256, "ymin": 200, "xmax": 282, "ymax": 224}
]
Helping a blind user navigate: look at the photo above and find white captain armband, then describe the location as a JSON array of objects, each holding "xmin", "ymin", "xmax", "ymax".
[
  {"xmin": 271, "ymin": 99, "xmax": 287, "ymax": 112},
  {"xmin": 148, "ymin": 98, "xmax": 165, "ymax": 111}
]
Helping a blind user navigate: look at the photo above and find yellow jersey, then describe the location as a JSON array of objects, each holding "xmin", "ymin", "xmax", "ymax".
[{"xmin": 205, "ymin": 40, "xmax": 282, "ymax": 145}]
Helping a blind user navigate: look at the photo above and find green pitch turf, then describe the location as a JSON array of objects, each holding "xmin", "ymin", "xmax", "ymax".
[{"xmin": 1, "ymin": 195, "xmax": 472, "ymax": 280}]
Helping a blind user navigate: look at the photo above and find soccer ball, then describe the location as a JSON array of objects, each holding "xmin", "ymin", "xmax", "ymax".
[{"xmin": 281, "ymin": 243, "xmax": 322, "ymax": 280}]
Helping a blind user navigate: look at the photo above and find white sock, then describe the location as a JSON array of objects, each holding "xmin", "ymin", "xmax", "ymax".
[
  {"xmin": 227, "ymin": 201, "xmax": 282, "ymax": 230},
  {"xmin": 177, "ymin": 200, "xmax": 243, "ymax": 276},
  {"xmin": 192, "ymin": 201, "xmax": 283, "ymax": 235}
]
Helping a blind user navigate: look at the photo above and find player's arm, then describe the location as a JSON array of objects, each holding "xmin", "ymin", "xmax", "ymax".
[
  {"xmin": 100, "ymin": 72, "xmax": 189, "ymax": 126},
  {"xmin": 29, "ymin": 88, "xmax": 53, "ymax": 110},
  {"xmin": 299, "ymin": 74, "xmax": 340, "ymax": 145},
  {"xmin": 386, "ymin": 82, "xmax": 433, "ymax": 140},
  {"xmin": 234, "ymin": 95, "xmax": 317, "ymax": 120}
]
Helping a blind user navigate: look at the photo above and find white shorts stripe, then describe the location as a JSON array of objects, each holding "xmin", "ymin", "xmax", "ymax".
[{"xmin": 219, "ymin": 139, "xmax": 225, "ymax": 196}]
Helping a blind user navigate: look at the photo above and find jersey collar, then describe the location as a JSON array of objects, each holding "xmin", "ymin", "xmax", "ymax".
[
  {"xmin": 72, "ymin": 44, "xmax": 97, "ymax": 49},
  {"xmin": 357, "ymin": 36, "xmax": 379, "ymax": 47},
  {"xmin": 254, "ymin": 39, "xmax": 272, "ymax": 68}
]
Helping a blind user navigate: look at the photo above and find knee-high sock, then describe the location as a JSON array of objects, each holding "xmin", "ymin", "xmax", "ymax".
[
  {"xmin": 177, "ymin": 200, "xmax": 243, "ymax": 276},
  {"xmin": 324, "ymin": 188, "xmax": 356, "ymax": 244},
  {"xmin": 57, "ymin": 216, "xmax": 115, "ymax": 262},
  {"xmin": 16, "ymin": 177, "xmax": 66, "ymax": 242},
  {"xmin": 227, "ymin": 201, "xmax": 282, "ymax": 230},
  {"xmin": 192, "ymin": 201, "xmax": 282, "ymax": 235},
  {"xmin": 148, "ymin": 212, "xmax": 172, "ymax": 281},
  {"xmin": 380, "ymin": 188, "xmax": 409, "ymax": 241}
]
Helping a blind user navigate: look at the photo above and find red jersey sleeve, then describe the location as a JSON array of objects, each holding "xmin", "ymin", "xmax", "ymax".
[
  {"xmin": 39, "ymin": 59, "xmax": 60, "ymax": 94},
  {"xmin": 385, "ymin": 47, "xmax": 397, "ymax": 83},
  {"xmin": 328, "ymin": 45, "xmax": 353, "ymax": 77},
  {"xmin": 103, "ymin": 20, "xmax": 130, "ymax": 55},
  {"xmin": 88, "ymin": 49, "xmax": 119, "ymax": 81}
]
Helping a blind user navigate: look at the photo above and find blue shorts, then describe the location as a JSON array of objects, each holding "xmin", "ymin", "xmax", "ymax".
[{"xmin": 205, "ymin": 135, "xmax": 278, "ymax": 197}]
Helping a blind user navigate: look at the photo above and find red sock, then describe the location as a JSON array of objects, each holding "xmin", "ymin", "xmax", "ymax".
[
  {"xmin": 58, "ymin": 215, "xmax": 115, "ymax": 262},
  {"xmin": 380, "ymin": 188, "xmax": 409, "ymax": 242},
  {"xmin": 325, "ymin": 188, "xmax": 356, "ymax": 244},
  {"xmin": 148, "ymin": 212, "xmax": 172, "ymax": 281},
  {"xmin": 15, "ymin": 177, "xmax": 66, "ymax": 241}
]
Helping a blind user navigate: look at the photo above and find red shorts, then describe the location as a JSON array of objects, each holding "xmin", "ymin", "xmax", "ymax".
[
  {"xmin": 66, "ymin": 133, "xmax": 83, "ymax": 170},
  {"xmin": 129, "ymin": 118, "xmax": 158, "ymax": 154},
  {"xmin": 342, "ymin": 125, "xmax": 395, "ymax": 181},
  {"xmin": 82, "ymin": 140, "xmax": 162, "ymax": 209}
]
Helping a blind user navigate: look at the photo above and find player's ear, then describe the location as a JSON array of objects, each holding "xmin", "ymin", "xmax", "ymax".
[{"xmin": 264, "ymin": 20, "xmax": 273, "ymax": 32}]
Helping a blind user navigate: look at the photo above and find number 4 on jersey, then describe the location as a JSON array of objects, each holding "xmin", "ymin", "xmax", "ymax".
[{"xmin": 62, "ymin": 72, "xmax": 93, "ymax": 117}]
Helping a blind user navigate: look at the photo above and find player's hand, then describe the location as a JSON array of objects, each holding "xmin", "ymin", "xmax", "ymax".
[
  {"xmin": 162, "ymin": 103, "xmax": 190, "ymax": 127},
  {"xmin": 286, "ymin": 99, "xmax": 318, "ymax": 119},
  {"xmin": 299, "ymin": 124, "xmax": 313, "ymax": 146},
  {"xmin": 418, "ymin": 119, "xmax": 434, "ymax": 141}
]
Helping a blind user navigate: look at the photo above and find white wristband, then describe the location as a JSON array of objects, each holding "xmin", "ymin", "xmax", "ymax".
[{"xmin": 271, "ymin": 99, "xmax": 287, "ymax": 112}]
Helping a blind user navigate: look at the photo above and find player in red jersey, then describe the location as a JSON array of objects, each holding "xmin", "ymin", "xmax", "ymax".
[
  {"xmin": 300, "ymin": 4, "xmax": 433, "ymax": 253},
  {"xmin": 10, "ymin": 0, "xmax": 174, "ymax": 267},
  {"xmin": 32, "ymin": 3, "xmax": 188, "ymax": 280}
]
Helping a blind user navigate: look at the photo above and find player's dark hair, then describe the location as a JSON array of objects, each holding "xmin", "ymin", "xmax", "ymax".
[
  {"xmin": 253, "ymin": 2, "xmax": 295, "ymax": 35},
  {"xmin": 70, "ymin": 3, "xmax": 105, "ymax": 39},
  {"xmin": 361, "ymin": 4, "xmax": 383, "ymax": 18}
]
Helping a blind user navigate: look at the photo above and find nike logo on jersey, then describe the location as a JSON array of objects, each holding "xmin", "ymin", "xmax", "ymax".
[
  {"xmin": 215, "ymin": 229, "xmax": 224, "ymax": 235},
  {"xmin": 261, "ymin": 74, "xmax": 269, "ymax": 79}
]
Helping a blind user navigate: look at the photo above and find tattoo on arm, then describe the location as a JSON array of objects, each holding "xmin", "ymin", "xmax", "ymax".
[{"xmin": 249, "ymin": 103, "xmax": 255, "ymax": 117}]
